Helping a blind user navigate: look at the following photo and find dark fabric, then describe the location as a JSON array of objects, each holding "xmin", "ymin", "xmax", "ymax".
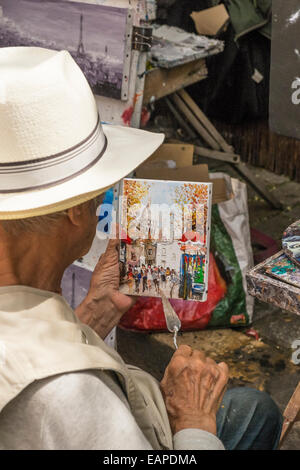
[
  {"xmin": 163, "ymin": 0, "xmax": 272, "ymax": 38},
  {"xmin": 165, "ymin": 0, "xmax": 212, "ymax": 31},
  {"xmin": 187, "ymin": 26, "xmax": 271, "ymax": 123},
  {"xmin": 161, "ymin": 0, "xmax": 272, "ymax": 123},
  {"xmin": 217, "ymin": 388, "xmax": 283, "ymax": 450},
  {"xmin": 225, "ymin": 0, "xmax": 272, "ymax": 40}
]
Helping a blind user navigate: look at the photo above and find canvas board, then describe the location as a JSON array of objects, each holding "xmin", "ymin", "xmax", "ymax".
[
  {"xmin": 118, "ymin": 178, "xmax": 213, "ymax": 302},
  {"xmin": 0, "ymin": 0, "xmax": 132, "ymax": 100},
  {"xmin": 67, "ymin": 0, "xmax": 151, "ymax": 126}
]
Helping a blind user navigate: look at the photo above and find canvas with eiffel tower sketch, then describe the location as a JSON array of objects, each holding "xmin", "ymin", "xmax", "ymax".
[
  {"xmin": 0, "ymin": 0, "xmax": 132, "ymax": 100},
  {"xmin": 119, "ymin": 178, "xmax": 213, "ymax": 302}
]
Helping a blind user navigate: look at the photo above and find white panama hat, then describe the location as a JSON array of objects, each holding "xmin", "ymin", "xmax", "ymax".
[{"xmin": 0, "ymin": 47, "xmax": 164, "ymax": 219}]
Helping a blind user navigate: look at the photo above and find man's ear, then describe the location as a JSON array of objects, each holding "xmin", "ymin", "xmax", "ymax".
[{"xmin": 67, "ymin": 202, "xmax": 89, "ymax": 227}]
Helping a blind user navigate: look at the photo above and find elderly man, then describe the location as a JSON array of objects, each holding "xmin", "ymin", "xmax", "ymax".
[{"xmin": 0, "ymin": 47, "xmax": 282, "ymax": 450}]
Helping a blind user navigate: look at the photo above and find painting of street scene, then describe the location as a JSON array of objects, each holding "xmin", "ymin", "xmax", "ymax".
[
  {"xmin": 0, "ymin": 0, "xmax": 130, "ymax": 99},
  {"xmin": 119, "ymin": 178, "xmax": 212, "ymax": 301}
]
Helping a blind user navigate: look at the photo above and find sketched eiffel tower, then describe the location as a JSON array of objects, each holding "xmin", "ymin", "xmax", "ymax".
[{"xmin": 77, "ymin": 14, "xmax": 85, "ymax": 57}]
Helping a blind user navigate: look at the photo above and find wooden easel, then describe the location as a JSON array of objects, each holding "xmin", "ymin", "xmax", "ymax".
[
  {"xmin": 165, "ymin": 89, "xmax": 283, "ymax": 210},
  {"xmin": 144, "ymin": 58, "xmax": 283, "ymax": 210},
  {"xmin": 279, "ymin": 381, "xmax": 300, "ymax": 448}
]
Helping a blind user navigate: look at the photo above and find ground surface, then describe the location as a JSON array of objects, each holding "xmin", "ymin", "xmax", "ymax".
[{"xmin": 117, "ymin": 161, "xmax": 300, "ymax": 450}]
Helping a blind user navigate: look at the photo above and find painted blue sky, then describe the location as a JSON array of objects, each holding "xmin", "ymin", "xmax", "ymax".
[
  {"xmin": 139, "ymin": 180, "xmax": 178, "ymax": 207},
  {"xmin": 137, "ymin": 180, "xmax": 209, "ymax": 207}
]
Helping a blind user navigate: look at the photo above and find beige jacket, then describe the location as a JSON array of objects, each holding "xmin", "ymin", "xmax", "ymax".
[{"xmin": 0, "ymin": 286, "xmax": 173, "ymax": 450}]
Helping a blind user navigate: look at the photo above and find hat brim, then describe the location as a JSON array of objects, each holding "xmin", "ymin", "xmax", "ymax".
[{"xmin": 0, "ymin": 125, "xmax": 164, "ymax": 219}]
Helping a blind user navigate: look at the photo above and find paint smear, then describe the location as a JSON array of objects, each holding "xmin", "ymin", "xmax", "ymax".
[
  {"xmin": 121, "ymin": 106, "xmax": 133, "ymax": 126},
  {"xmin": 286, "ymin": 9, "xmax": 300, "ymax": 26}
]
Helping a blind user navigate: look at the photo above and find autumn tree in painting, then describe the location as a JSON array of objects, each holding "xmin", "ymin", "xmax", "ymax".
[
  {"xmin": 122, "ymin": 180, "xmax": 150, "ymax": 239},
  {"xmin": 173, "ymin": 183, "xmax": 208, "ymax": 237}
]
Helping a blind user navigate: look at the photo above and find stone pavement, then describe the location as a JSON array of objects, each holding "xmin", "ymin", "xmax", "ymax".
[{"xmin": 117, "ymin": 163, "xmax": 300, "ymax": 450}]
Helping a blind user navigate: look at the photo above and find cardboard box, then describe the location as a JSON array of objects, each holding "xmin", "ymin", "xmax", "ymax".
[
  {"xmin": 190, "ymin": 5, "xmax": 230, "ymax": 37},
  {"xmin": 136, "ymin": 163, "xmax": 208, "ymax": 181},
  {"xmin": 144, "ymin": 143, "xmax": 194, "ymax": 168}
]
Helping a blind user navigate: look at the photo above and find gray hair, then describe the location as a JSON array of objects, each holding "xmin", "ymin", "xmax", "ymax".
[{"xmin": 0, "ymin": 194, "xmax": 103, "ymax": 236}]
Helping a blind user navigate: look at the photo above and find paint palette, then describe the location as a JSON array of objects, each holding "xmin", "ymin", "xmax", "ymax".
[
  {"xmin": 246, "ymin": 250, "xmax": 300, "ymax": 316},
  {"xmin": 264, "ymin": 252, "xmax": 300, "ymax": 289},
  {"xmin": 282, "ymin": 220, "xmax": 300, "ymax": 268}
]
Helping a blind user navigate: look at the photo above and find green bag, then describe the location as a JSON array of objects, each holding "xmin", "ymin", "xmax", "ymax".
[{"xmin": 209, "ymin": 174, "xmax": 254, "ymax": 327}]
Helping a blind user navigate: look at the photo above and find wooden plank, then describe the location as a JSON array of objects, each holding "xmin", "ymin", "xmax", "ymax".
[
  {"xmin": 170, "ymin": 91, "xmax": 283, "ymax": 210},
  {"xmin": 165, "ymin": 97, "xmax": 197, "ymax": 139},
  {"xmin": 130, "ymin": 51, "xmax": 147, "ymax": 128},
  {"xmin": 171, "ymin": 93, "xmax": 220, "ymax": 150},
  {"xmin": 176, "ymin": 91, "xmax": 283, "ymax": 209},
  {"xmin": 194, "ymin": 145, "xmax": 240, "ymax": 163},
  {"xmin": 169, "ymin": 89, "xmax": 283, "ymax": 210},
  {"xmin": 178, "ymin": 89, "xmax": 234, "ymax": 153},
  {"xmin": 143, "ymin": 58, "xmax": 207, "ymax": 105},
  {"xmin": 279, "ymin": 381, "xmax": 300, "ymax": 448}
]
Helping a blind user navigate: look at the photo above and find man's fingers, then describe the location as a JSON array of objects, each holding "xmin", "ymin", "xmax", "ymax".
[
  {"xmin": 96, "ymin": 239, "xmax": 119, "ymax": 265},
  {"xmin": 173, "ymin": 345, "xmax": 193, "ymax": 358},
  {"xmin": 208, "ymin": 362, "xmax": 229, "ymax": 409},
  {"xmin": 111, "ymin": 291, "xmax": 136, "ymax": 314},
  {"xmin": 165, "ymin": 345, "xmax": 193, "ymax": 379},
  {"xmin": 218, "ymin": 362, "xmax": 229, "ymax": 375},
  {"xmin": 105, "ymin": 237, "xmax": 119, "ymax": 253},
  {"xmin": 93, "ymin": 238, "xmax": 119, "ymax": 269},
  {"xmin": 191, "ymin": 349, "xmax": 207, "ymax": 362}
]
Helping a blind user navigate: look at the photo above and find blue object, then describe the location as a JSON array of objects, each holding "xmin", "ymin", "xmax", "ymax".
[
  {"xmin": 217, "ymin": 388, "xmax": 282, "ymax": 450},
  {"xmin": 98, "ymin": 187, "xmax": 115, "ymax": 234}
]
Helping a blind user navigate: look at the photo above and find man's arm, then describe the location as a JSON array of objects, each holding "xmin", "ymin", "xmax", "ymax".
[
  {"xmin": 0, "ymin": 370, "xmax": 224, "ymax": 450},
  {"xmin": 0, "ymin": 371, "xmax": 152, "ymax": 450},
  {"xmin": 73, "ymin": 238, "xmax": 228, "ymax": 449}
]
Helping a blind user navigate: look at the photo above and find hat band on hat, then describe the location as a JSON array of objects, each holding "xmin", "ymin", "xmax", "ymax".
[{"xmin": 0, "ymin": 116, "xmax": 107, "ymax": 193}]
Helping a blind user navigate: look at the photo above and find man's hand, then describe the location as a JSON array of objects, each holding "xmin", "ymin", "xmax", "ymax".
[
  {"xmin": 75, "ymin": 238, "xmax": 135, "ymax": 339},
  {"xmin": 160, "ymin": 345, "xmax": 229, "ymax": 436}
]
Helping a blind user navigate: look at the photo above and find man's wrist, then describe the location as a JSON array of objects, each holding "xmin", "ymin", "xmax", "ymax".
[
  {"xmin": 173, "ymin": 415, "xmax": 217, "ymax": 436},
  {"xmin": 75, "ymin": 294, "xmax": 101, "ymax": 328},
  {"xmin": 75, "ymin": 291, "xmax": 117, "ymax": 339}
]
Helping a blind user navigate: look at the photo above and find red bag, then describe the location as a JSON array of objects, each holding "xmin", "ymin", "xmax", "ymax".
[{"xmin": 119, "ymin": 253, "xmax": 227, "ymax": 332}]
